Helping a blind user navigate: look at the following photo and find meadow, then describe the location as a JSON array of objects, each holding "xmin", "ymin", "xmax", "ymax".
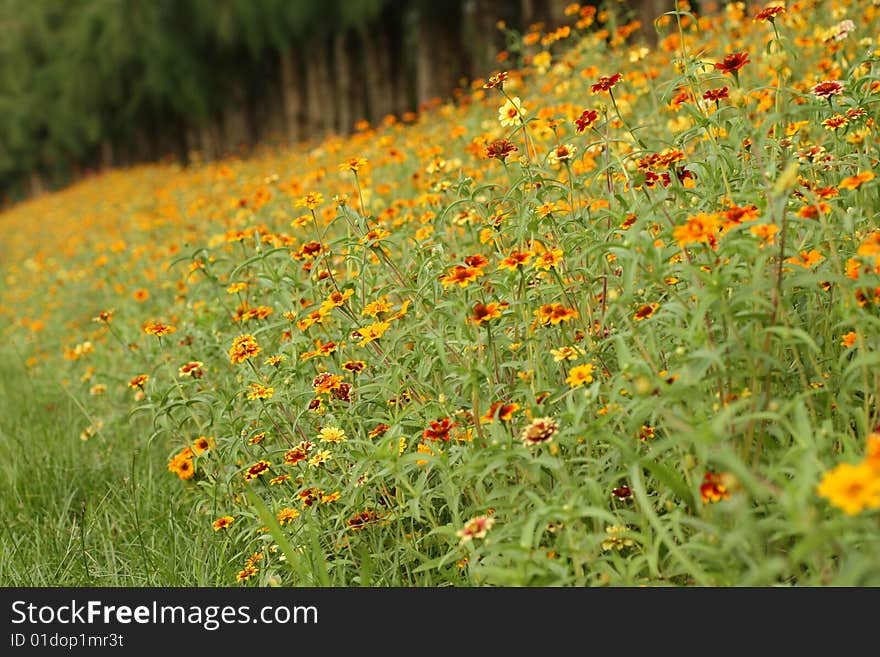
[{"xmin": 2, "ymin": 0, "xmax": 880, "ymax": 586}]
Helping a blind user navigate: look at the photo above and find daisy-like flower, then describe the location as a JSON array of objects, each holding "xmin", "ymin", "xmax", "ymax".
[
  {"xmin": 348, "ymin": 510, "xmax": 381, "ymax": 530},
  {"xmin": 213, "ymin": 516, "xmax": 235, "ymax": 531},
  {"xmin": 178, "ymin": 361, "xmax": 204, "ymax": 378},
  {"xmin": 276, "ymin": 508, "xmax": 300, "ymax": 525},
  {"xmin": 128, "ymin": 374, "xmax": 149, "ymax": 389},
  {"xmin": 244, "ymin": 460, "xmax": 272, "ymax": 482},
  {"xmin": 700, "ymin": 472, "xmax": 732, "ymax": 504},
  {"xmin": 520, "ymin": 417, "xmax": 559, "ymax": 446},
  {"xmin": 354, "ymin": 321, "xmax": 390, "ymax": 346},
  {"xmin": 565, "ymin": 364, "xmax": 594, "ymax": 388},
  {"xmin": 481, "ymin": 402, "xmax": 520, "ymax": 423},
  {"xmin": 822, "ymin": 115, "xmax": 848, "ymax": 130},
  {"xmin": 498, "ymin": 96, "xmax": 526, "ymax": 127},
  {"xmin": 192, "ymin": 435, "xmax": 215, "ymax": 455},
  {"xmin": 284, "ymin": 441, "xmax": 313, "ymax": 466},
  {"xmin": 535, "ymin": 303, "xmax": 579, "ymax": 326},
  {"xmin": 472, "ymin": 301, "xmax": 507, "ymax": 326},
  {"xmin": 702, "ymin": 87, "xmax": 729, "ymax": 102},
  {"xmin": 229, "ymin": 334, "xmax": 261, "ymax": 364},
  {"xmin": 167, "ymin": 448, "xmax": 195, "ymax": 480},
  {"xmin": 498, "ymin": 249, "xmax": 532, "ymax": 271},
  {"xmin": 295, "ymin": 192, "xmax": 324, "ymax": 209},
  {"xmin": 840, "ymin": 332, "xmax": 858, "ymax": 348},
  {"xmin": 601, "ymin": 525, "xmax": 634, "ymax": 551},
  {"xmin": 633, "ymin": 303, "xmax": 659, "ymax": 321},
  {"xmin": 143, "ymin": 321, "xmax": 176, "ymax": 337},
  {"xmin": 247, "ymin": 383, "xmax": 274, "ymax": 400},
  {"xmin": 456, "ymin": 514, "xmax": 496, "ymax": 543},
  {"xmin": 575, "ymin": 109, "xmax": 599, "ymax": 133},
  {"xmin": 338, "ymin": 157, "xmax": 368, "ymax": 173},
  {"xmin": 441, "ymin": 265, "xmax": 484, "ymax": 288},
  {"xmin": 811, "ymin": 80, "xmax": 844, "ymax": 99},
  {"xmin": 839, "ymin": 171, "xmax": 875, "ymax": 190},
  {"xmin": 713, "ymin": 52, "xmax": 750, "ymax": 75},
  {"xmin": 550, "ymin": 345, "xmax": 586, "ymax": 361},
  {"xmin": 483, "ymin": 71, "xmax": 508, "ymax": 89},
  {"xmin": 423, "ymin": 417, "xmax": 457, "ymax": 442},
  {"xmin": 590, "ymin": 73, "xmax": 622, "ymax": 94},
  {"xmin": 308, "ymin": 450, "xmax": 332, "ymax": 468},
  {"xmin": 485, "ymin": 138, "xmax": 518, "ymax": 161},
  {"xmin": 547, "ymin": 143, "xmax": 577, "ymax": 167},
  {"xmin": 754, "ymin": 4, "xmax": 785, "ymax": 23},
  {"xmin": 816, "ymin": 462, "xmax": 880, "ymax": 515},
  {"xmin": 318, "ymin": 426, "xmax": 347, "ymax": 443}
]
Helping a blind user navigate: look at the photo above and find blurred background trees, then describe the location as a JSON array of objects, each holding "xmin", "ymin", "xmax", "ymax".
[{"xmin": 0, "ymin": 0, "xmax": 668, "ymax": 201}]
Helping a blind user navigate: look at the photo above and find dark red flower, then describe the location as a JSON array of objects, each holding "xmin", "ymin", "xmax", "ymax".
[
  {"xmin": 591, "ymin": 73, "xmax": 623, "ymax": 94},
  {"xmin": 485, "ymin": 138, "xmax": 518, "ymax": 161},
  {"xmin": 714, "ymin": 52, "xmax": 750, "ymax": 75},
  {"xmin": 575, "ymin": 109, "xmax": 599, "ymax": 133}
]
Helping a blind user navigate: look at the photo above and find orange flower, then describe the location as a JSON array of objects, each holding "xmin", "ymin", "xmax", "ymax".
[
  {"xmin": 423, "ymin": 417, "xmax": 456, "ymax": 442},
  {"xmin": 700, "ymin": 472, "xmax": 731, "ymax": 503},
  {"xmin": 472, "ymin": 301, "xmax": 507, "ymax": 325},
  {"xmin": 839, "ymin": 171, "xmax": 875, "ymax": 190},
  {"xmin": 633, "ymin": 303, "xmax": 658, "ymax": 321},
  {"xmin": 535, "ymin": 303, "xmax": 579, "ymax": 325},
  {"xmin": 673, "ymin": 212, "xmax": 721, "ymax": 248},
  {"xmin": 840, "ymin": 331, "xmax": 858, "ymax": 348},
  {"xmin": 229, "ymin": 334, "xmax": 261, "ymax": 364},
  {"xmin": 481, "ymin": 402, "xmax": 521, "ymax": 423},
  {"xmin": 784, "ymin": 249, "xmax": 824, "ymax": 268},
  {"xmin": 213, "ymin": 516, "xmax": 234, "ymax": 531},
  {"xmin": 441, "ymin": 265, "xmax": 484, "ymax": 288},
  {"xmin": 354, "ymin": 321, "xmax": 390, "ymax": 346},
  {"xmin": 143, "ymin": 321, "xmax": 176, "ymax": 337},
  {"xmin": 128, "ymin": 374, "xmax": 149, "ymax": 389},
  {"xmin": 498, "ymin": 249, "xmax": 533, "ymax": 271}
]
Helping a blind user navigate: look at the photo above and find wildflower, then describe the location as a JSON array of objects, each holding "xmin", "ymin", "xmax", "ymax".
[
  {"xmin": 633, "ymin": 303, "xmax": 659, "ymax": 321},
  {"xmin": 550, "ymin": 345, "xmax": 585, "ymax": 361},
  {"xmin": 229, "ymin": 334, "xmax": 261, "ymax": 364},
  {"xmin": 713, "ymin": 52, "xmax": 750, "ymax": 76},
  {"xmin": 249, "ymin": 432, "xmax": 266, "ymax": 445},
  {"xmin": 312, "ymin": 372, "xmax": 343, "ymax": 395},
  {"xmin": 338, "ymin": 157, "xmax": 368, "ymax": 173},
  {"xmin": 784, "ymin": 249, "xmax": 824, "ymax": 268},
  {"xmin": 244, "ymin": 460, "xmax": 272, "ymax": 482},
  {"xmin": 178, "ymin": 361, "xmax": 204, "ymax": 378},
  {"xmin": 841, "ymin": 332, "xmax": 858, "ymax": 348},
  {"xmin": 822, "ymin": 115, "xmax": 848, "ymax": 130},
  {"xmin": 611, "ymin": 485, "xmax": 633, "ymax": 500},
  {"xmin": 299, "ymin": 488, "xmax": 323, "ymax": 507},
  {"xmin": 133, "ymin": 288, "xmax": 150, "ymax": 302},
  {"xmin": 168, "ymin": 448, "xmax": 195, "ymax": 480},
  {"xmin": 826, "ymin": 19, "xmax": 856, "ymax": 42},
  {"xmin": 548, "ymin": 143, "xmax": 577, "ymax": 166},
  {"xmin": 702, "ymin": 87, "xmax": 729, "ymax": 103},
  {"xmin": 521, "ymin": 417, "xmax": 559, "ymax": 446},
  {"xmin": 269, "ymin": 474, "xmax": 290, "ymax": 485},
  {"xmin": 811, "ymin": 80, "xmax": 844, "ymax": 99},
  {"xmin": 601, "ymin": 525, "xmax": 634, "ymax": 551},
  {"xmin": 796, "ymin": 203, "xmax": 830, "ymax": 219},
  {"xmin": 498, "ymin": 97, "xmax": 526, "ymax": 127},
  {"xmin": 213, "ymin": 516, "xmax": 234, "ymax": 531},
  {"xmin": 424, "ymin": 417, "xmax": 457, "ymax": 442},
  {"xmin": 89, "ymin": 384, "xmax": 106, "ymax": 396},
  {"xmin": 354, "ymin": 321, "xmax": 390, "ymax": 346},
  {"xmin": 816, "ymin": 462, "xmax": 880, "ymax": 515},
  {"xmin": 591, "ymin": 73, "xmax": 623, "ymax": 94},
  {"xmin": 456, "ymin": 515, "xmax": 496, "ymax": 543},
  {"xmin": 700, "ymin": 472, "xmax": 731, "ymax": 504},
  {"xmin": 472, "ymin": 301, "xmax": 506, "ymax": 326},
  {"xmin": 264, "ymin": 355, "xmax": 285, "ymax": 366},
  {"xmin": 483, "ymin": 71, "xmax": 508, "ymax": 89},
  {"xmin": 839, "ymin": 171, "xmax": 875, "ymax": 190},
  {"xmin": 348, "ymin": 510, "xmax": 380, "ymax": 530},
  {"xmin": 322, "ymin": 289, "xmax": 354, "ymax": 310},
  {"xmin": 535, "ymin": 303, "xmax": 579, "ymax": 326},
  {"xmin": 143, "ymin": 321, "xmax": 176, "ymax": 337},
  {"xmin": 533, "ymin": 246, "xmax": 564, "ymax": 270},
  {"xmin": 308, "ymin": 450, "xmax": 331, "ymax": 468},
  {"xmin": 277, "ymin": 508, "xmax": 300, "ymax": 525},
  {"xmin": 369, "ymin": 423, "xmax": 390, "ymax": 438},
  {"xmin": 192, "ymin": 436, "xmax": 214, "ymax": 455},
  {"xmin": 498, "ymin": 249, "xmax": 532, "ymax": 271},
  {"xmin": 295, "ymin": 192, "xmax": 324, "ymax": 209},
  {"xmin": 321, "ymin": 491, "xmax": 341, "ymax": 504},
  {"xmin": 93, "ymin": 309, "xmax": 115, "ymax": 323},
  {"xmin": 342, "ymin": 360, "xmax": 366, "ymax": 373},
  {"xmin": 674, "ymin": 212, "xmax": 721, "ymax": 249},
  {"xmin": 362, "ymin": 296, "xmax": 393, "ymax": 317},
  {"xmin": 566, "ymin": 364, "xmax": 594, "ymax": 388},
  {"xmin": 284, "ymin": 441, "xmax": 313, "ymax": 466},
  {"xmin": 318, "ymin": 426, "xmax": 347, "ymax": 443},
  {"xmin": 575, "ymin": 109, "xmax": 599, "ymax": 133},
  {"xmin": 481, "ymin": 402, "xmax": 520, "ymax": 423},
  {"xmin": 754, "ymin": 4, "xmax": 785, "ymax": 23},
  {"xmin": 638, "ymin": 425, "xmax": 655, "ymax": 441},
  {"xmin": 128, "ymin": 374, "xmax": 149, "ymax": 389},
  {"xmin": 247, "ymin": 383, "xmax": 274, "ymax": 400},
  {"xmin": 441, "ymin": 265, "xmax": 484, "ymax": 288},
  {"xmin": 236, "ymin": 566, "xmax": 257, "ymax": 582},
  {"xmin": 485, "ymin": 139, "xmax": 518, "ymax": 161}
]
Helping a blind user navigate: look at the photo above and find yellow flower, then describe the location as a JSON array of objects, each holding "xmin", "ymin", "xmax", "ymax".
[
  {"xmin": 355, "ymin": 321, "xmax": 390, "ymax": 346},
  {"xmin": 213, "ymin": 516, "xmax": 235, "ymax": 531},
  {"xmin": 565, "ymin": 364, "xmax": 594, "ymax": 388},
  {"xmin": 816, "ymin": 462, "xmax": 880, "ymax": 515},
  {"xmin": 318, "ymin": 426, "xmax": 347, "ymax": 443},
  {"xmin": 498, "ymin": 96, "xmax": 526, "ymax": 127}
]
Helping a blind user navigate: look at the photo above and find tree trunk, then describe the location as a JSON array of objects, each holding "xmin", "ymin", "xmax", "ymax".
[
  {"xmin": 304, "ymin": 37, "xmax": 334, "ymax": 138},
  {"xmin": 333, "ymin": 31, "xmax": 352, "ymax": 134},
  {"xmin": 280, "ymin": 48, "xmax": 303, "ymax": 143},
  {"xmin": 636, "ymin": 0, "xmax": 667, "ymax": 43}
]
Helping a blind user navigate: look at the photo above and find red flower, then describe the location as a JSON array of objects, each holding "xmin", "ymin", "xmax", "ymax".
[
  {"xmin": 591, "ymin": 73, "xmax": 623, "ymax": 94},
  {"xmin": 575, "ymin": 109, "xmax": 599, "ymax": 133},
  {"xmin": 754, "ymin": 5, "xmax": 785, "ymax": 23},
  {"xmin": 485, "ymin": 138, "xmax": 518, "ymax": 161},
  {"xmin": 423, "ymin": 417, "xmax": 457, "ymax": 442},
  {"xmin": 702, "ymin": 87, "xmax": 729, "ymax": 102},
  {"xmin": 714, "ymin": 52, "xmax": 750, "ymax": 75},
  {"xmin": 811, "ymin": 80, "xmax": 845, "ymax": 99}
]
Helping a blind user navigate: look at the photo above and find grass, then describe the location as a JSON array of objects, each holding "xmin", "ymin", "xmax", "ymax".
[{"xmin": 2, "ymin": 1, "xmax": 880, "ymax": 587}]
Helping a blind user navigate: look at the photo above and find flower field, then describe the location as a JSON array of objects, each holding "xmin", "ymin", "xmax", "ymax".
[{"xmin": 2, "ymin": 1, "xmax": 880, "ymax": 586}]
